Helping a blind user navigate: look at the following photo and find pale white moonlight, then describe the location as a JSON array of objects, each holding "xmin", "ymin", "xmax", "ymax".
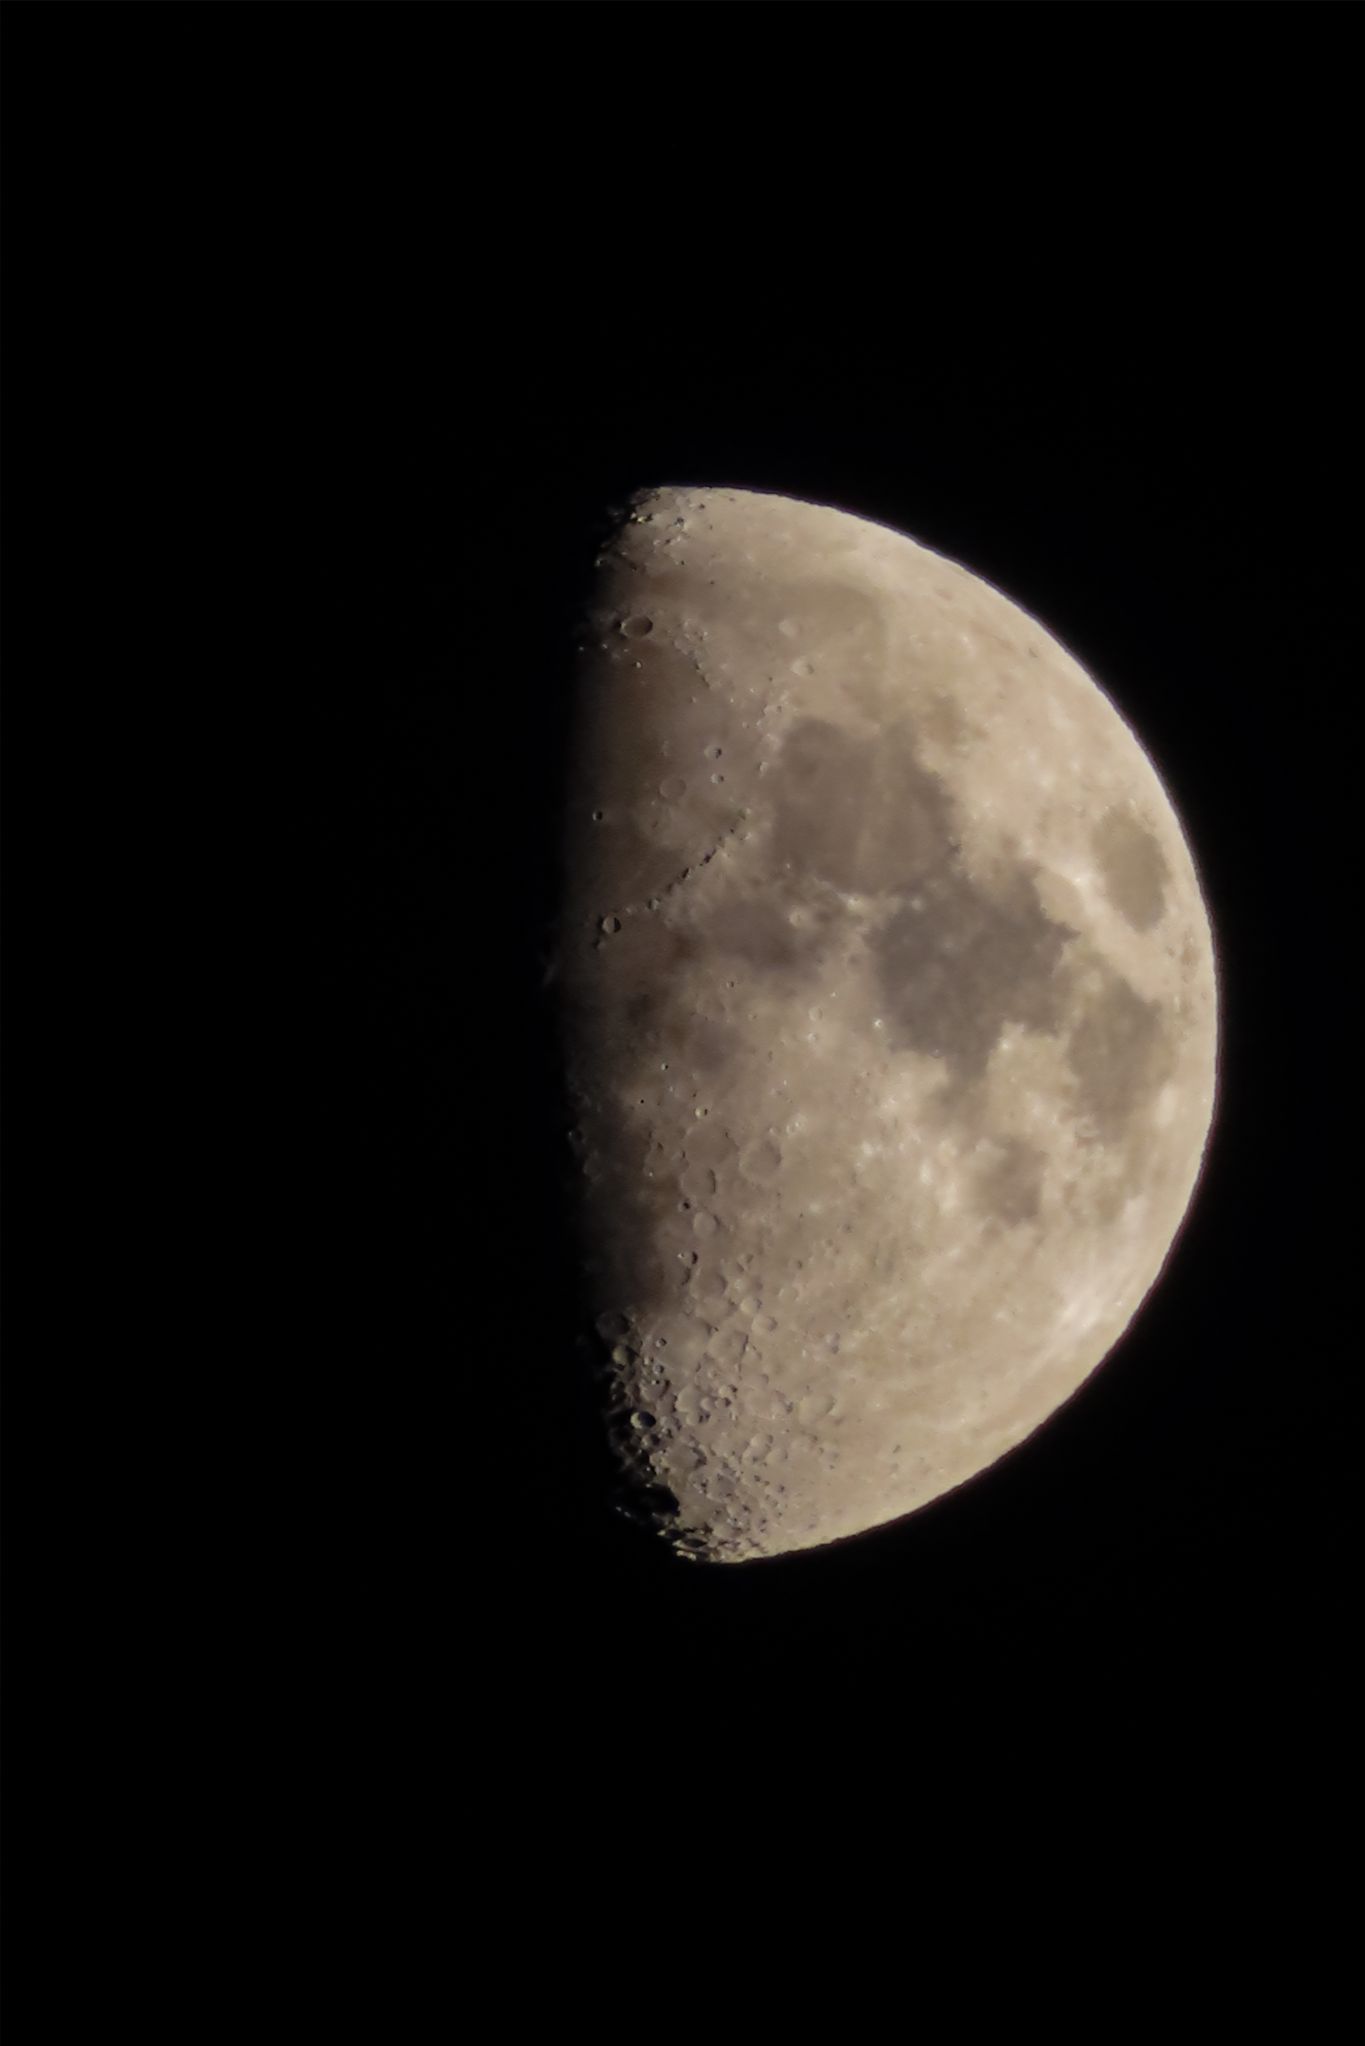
[{"xmin": 559, "ymin": 486, "xmax": 1218, "ymax": 1563}]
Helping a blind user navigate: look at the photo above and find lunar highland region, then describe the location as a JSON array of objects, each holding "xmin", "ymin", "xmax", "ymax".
[{"xmin": 558, "ymin": 486, "xmax": 1218, "ymax": 1564}]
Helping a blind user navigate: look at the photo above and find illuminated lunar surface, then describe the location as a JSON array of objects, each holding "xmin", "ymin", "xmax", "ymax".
[{"xmin": 558, "ymin": 485, "xmax": 1218, "ymax": 1563}]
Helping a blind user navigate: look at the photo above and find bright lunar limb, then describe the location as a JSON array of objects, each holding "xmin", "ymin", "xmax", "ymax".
[{"xmin": 558, "ymin": 486, "xmax": 1219, "ymax": 1564}]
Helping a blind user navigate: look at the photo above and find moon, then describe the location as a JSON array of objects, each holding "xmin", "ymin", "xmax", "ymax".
[{"xmin": 558, "ymin": 485, "xmax": 1218, "ymax": 1563}]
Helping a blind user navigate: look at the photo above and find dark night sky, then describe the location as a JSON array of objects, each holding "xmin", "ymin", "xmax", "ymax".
[{"xmin": 11, "ymin": 1, "xmax": 1362, "ymax": 2023}]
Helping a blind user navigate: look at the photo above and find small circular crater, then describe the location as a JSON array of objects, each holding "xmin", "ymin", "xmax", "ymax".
[
  {"xmin": 797, "ymin": 1393, "xmax": 836, "ymax": 1425},
  {"xmin": 681, "ymin": 1163, "xmax": 718, "ymax": 1202},
  {"xmin": 739, "ymin": 1137, "xmax": 782, "ymax": 1184},
  {"xmin": 711, "ymin": 1325, "xmax": 748, "ymax": 1368},
  {"xmin": 621, "ymin": 616, "xmax": 654, "ymax": 638}
]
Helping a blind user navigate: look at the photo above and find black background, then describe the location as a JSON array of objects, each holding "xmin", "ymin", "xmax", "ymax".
[{"xmin": 10, "ymin": 0, "xmax": 1362, "ymax": 2022}]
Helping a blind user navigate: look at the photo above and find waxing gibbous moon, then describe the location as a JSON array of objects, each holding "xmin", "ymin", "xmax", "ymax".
[{"xmin": 558, "ymin": 485, "xmax": 1218, "ymax": 1564}]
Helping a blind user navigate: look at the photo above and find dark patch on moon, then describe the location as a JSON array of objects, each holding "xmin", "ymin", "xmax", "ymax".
[
  {"xmin": 873, "ymin": 864, "xmax": 1079, "ymax": 1083},
  {"xmin": 678, "ymin": 1012, "xmax": 741, "ymax": 1078},
  {"xmin": 1065, "ymin": 965, "xmax": 1175, "ymax": 1140},
  {"xmin": 975, "ymin": 1137, "xmax": 1046, "ymax": 1225},
  {"xmin": 773, "ymin": 717, "xmax": 954, "ymax": 895},
  {"xmin": 919, "ymin": 693, "xmax": 977, "ymax": 749},
  {"xmin": 705, "ymin": 898, "xmax": 814, "ymax": 974},
  {"xmin": 1091, "ymin": 808, "xmax": 1170, "ymax": 931}
]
